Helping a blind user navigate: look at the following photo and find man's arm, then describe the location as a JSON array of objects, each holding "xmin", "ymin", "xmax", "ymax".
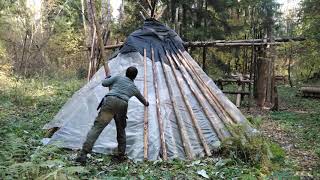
[
  {"xmin": 134, "ymin": 88, "xmax": 149, "ymax": 106},
  {"xmin": 102, "ymin": 76, "xmax": 117, "ymax": 87}
]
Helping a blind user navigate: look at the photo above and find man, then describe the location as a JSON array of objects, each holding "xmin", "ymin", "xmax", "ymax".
[{"xmin": 76, "ymin": 66, "xmax": 149, "ymax": 165}]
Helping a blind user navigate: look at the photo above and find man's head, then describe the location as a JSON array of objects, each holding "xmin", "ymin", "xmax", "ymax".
[{"xmin": 126, "ymin": 66, "xmax": 138, "ymax": 80}]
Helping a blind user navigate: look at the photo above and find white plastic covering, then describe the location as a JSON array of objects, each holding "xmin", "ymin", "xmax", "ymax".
[{"xmin": 44, "ymin": 51, "xmax": 250, "ymax": 160}]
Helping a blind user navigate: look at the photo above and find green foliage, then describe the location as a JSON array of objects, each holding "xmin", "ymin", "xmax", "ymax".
[
  {"xmin": 0, "ymin": 65, "xmax": 84, "ymax": 167},
  {"xmin": 247, "ymin": 116, "xmax": 263, "ymax": 128},
  {"xmin": 47, "ymin": 22, "xmax": 84, "ymax": 73},
  {"xmin": 278, "ymin": 0, "xmax": 320, "ymax": 81},
  {"xmin": 315, "ymin": 148, "xmax": 320, "ymax": 158},
  {"xmin": 293, "ymin": 40, "xmax": 320, "ymax": 80},
  {"xmin": 221, "ymin": 124, "xmax": 286, "ymax": 173},
  {"xmin": 112, "ymin": 0, "xmax": 144, "ymax": 38},
  {"xmin": 0, "ymin": 0, "xmax": 87, "ymax": 77}
]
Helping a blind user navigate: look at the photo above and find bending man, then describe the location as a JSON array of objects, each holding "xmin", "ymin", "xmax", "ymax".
[{"xmin": 76, "ymin": 66, "xmax": 149, "ymax": 165}]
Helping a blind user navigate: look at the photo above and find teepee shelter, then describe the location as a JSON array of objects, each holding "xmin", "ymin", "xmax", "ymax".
[{"xmin": 43, "ymin": 19, "xmax": 253, "ymax": 161}]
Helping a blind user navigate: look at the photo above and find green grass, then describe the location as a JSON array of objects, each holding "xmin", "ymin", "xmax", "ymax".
[{"xmin": 0, "ymin": 67, "xmax": 309, "ymax": 179}]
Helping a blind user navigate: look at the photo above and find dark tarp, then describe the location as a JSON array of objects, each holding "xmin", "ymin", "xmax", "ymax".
[{"xmin": 116, "ymin": 19, "xmax": 185, "ymax": 63}]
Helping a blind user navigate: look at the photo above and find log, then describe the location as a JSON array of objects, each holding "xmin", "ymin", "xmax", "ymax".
[
  {"xmin": 183, "ymin": 37, "xmax": 305, "ymax": 47},
  {"xmin": 87, "ymin": 37, "xmax": 306, "ymax": 50},
  {"xmin": 222, "ymin": 91, "xmax": 250, "ymax": 95},
  {"xmin": 143, "ymin": 48, "xmax": 149, "ymax": 160},
  {"xmin": 165, "ymin": 51, "xmax": 212, "ymax": 156},
  {"xmin": 170, "ymin": 52, "xmax": 229, "ymax": 140},
  {"xmin": 160, "ymin": 52, "xmax": 193, "ymax": 159},
  {"xmin": 301, "ymin": 86, "xmax": 320, "ymax": 93},
  {"xmin": 301, "ymin": 86, "xmax": 320, "ymax": 98},
  {"xmin": 151, "ymin": 48, "xmax": 168, "ymax": 160},
  {"xmin": 103, "ymin": 43, "xmax": 123, "ymax": 49},
  {"xmin": 96, "ymin": 42, "xmax": 280, "ymax": 50},
  {"xmin": 216, "ymin": 79, "xmax": 253, "ymax": 84},
  {"xmin": 185, "ymin": 42, "xmax": 282, "ymax": 47}
]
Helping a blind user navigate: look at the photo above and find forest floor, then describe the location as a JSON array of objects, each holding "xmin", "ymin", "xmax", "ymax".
[
  {"xmin": 0, "ymin": 65, "xmax": 319, "ymax": 179},
  {"xmin": 240, "ymin": 86, "xmax": 320, "ymax": 177}
]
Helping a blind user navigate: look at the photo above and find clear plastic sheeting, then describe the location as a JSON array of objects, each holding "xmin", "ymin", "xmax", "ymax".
[{"xmin": 43, "ymin": 51, "xmax": 226, "ymax": 160}]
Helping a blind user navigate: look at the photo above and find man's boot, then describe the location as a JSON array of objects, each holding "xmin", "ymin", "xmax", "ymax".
[
  {"xmin": 117, "ymin": 153, "xmax": 128, "ymax": 162},
  {"xmin": 111, "ymin": 153, "xmax": 127, "ymax": 162},
  {"xmin": 75, "ymin": 151, "xmax": 87, "ymax": 166}
]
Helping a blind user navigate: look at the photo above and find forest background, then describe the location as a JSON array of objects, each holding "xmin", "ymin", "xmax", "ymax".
[{"xmin": 0, "ymin": 0, "xmax": 319, "ymax": 81}]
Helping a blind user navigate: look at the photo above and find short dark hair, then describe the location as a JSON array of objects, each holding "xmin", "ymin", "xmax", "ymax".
[{"xmin": 126, "ymin": 66, "xmax": 138, "ymax": 80}]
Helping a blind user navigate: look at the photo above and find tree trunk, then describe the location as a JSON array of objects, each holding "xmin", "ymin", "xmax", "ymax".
[
  {"xmin": 181, "ymin": 4, "xmax": 187, "ymax": 39},
  {"xmin": 91, "ymin": 0, "xmax": 109, "ymax": 76},
  {"xmin": 86, "ymin": 0, "xmax": 110, "ymax": 80},
  {"xmin": 271, "ymin": 86, "xmax": 279, "ymax": 111},
  {"xmin": 170, "ymin": 0, "xmax": 176, "ymax": 24},
  {"xmin": 81, "ymin": 0, "xmax": 87, "ymax": 35},
  {"xmin": 255, "ymin": 2, "xmax": 276, "ymax": 108},
  {"xmin": 86, "ymin": 0, "xmax": 95, "ymax": 80},
  {"xmin": 101, "ymin": 0, "xmax": 111, "ymax": 29},
  {"xmin": 19, "ymin": 31, "xmax": 28, "ymax": 74},
  {"xmin": 175, "ymin": 7, "xmax": 180, "ymax": 34},
  {"xmin": 256, "ymin": 57, "xmax": 269, "ymax": 107},
  {"xmin": 202, "ymin": 47, "xmax": 207, "ymax": 73}
]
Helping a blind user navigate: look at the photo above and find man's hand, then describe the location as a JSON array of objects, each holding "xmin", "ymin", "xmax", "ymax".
[
  {"xmin": 145, "ymin": 101, "xmax": 149, "ymax": 107},
  {"xmin": 105, "ymin": 75, "xmax": 112, "ymax": 79}
]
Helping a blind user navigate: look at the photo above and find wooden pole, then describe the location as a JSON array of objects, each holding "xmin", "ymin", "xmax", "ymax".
[
  {"xmin": 248, "ymin": 43, "xmax": 255, "ymax": 110},
  {"xmin": 222, "ymin": 91, "xmax": 250, "ymax": 95},
  {"xmin": 177, "ymin": 50, "xmax": 235, "ymax": 125},
  {"xmin": 165, "ymin": 51, "xmax": 212, "ymax": 156},
  {"xmin": 170, "ymin": 52, "xmax": 229, "ymax": 140},
  {"xmin": 143, "ymin": 48, "xmax": 149, "ymax": 160},
  {"xmin": 151, "ymin": 48, "xmax": 168, "ymax": 160},
  {"xmin": 160, "ymin": 53, "xmax": 193, "ymax": 159},
  {"xmin": 236, "ymin": 76, "xmax": 243, "ymax": 108},
  {"xmin": 215, "ymin": 79, "xmax": 253, "ymax": 83},
  {"xmin": 288, "ymin": 42, "xmax": 293, "ymax": 87},
  {"xmin": 178, "ymin": 50, "xmax": 250, "ymax": 133}
]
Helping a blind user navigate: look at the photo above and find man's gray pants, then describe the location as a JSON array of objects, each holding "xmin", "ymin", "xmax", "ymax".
[{"xmin": 81, "ymin": 96, "xmax": 128, "ymax": 155}]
